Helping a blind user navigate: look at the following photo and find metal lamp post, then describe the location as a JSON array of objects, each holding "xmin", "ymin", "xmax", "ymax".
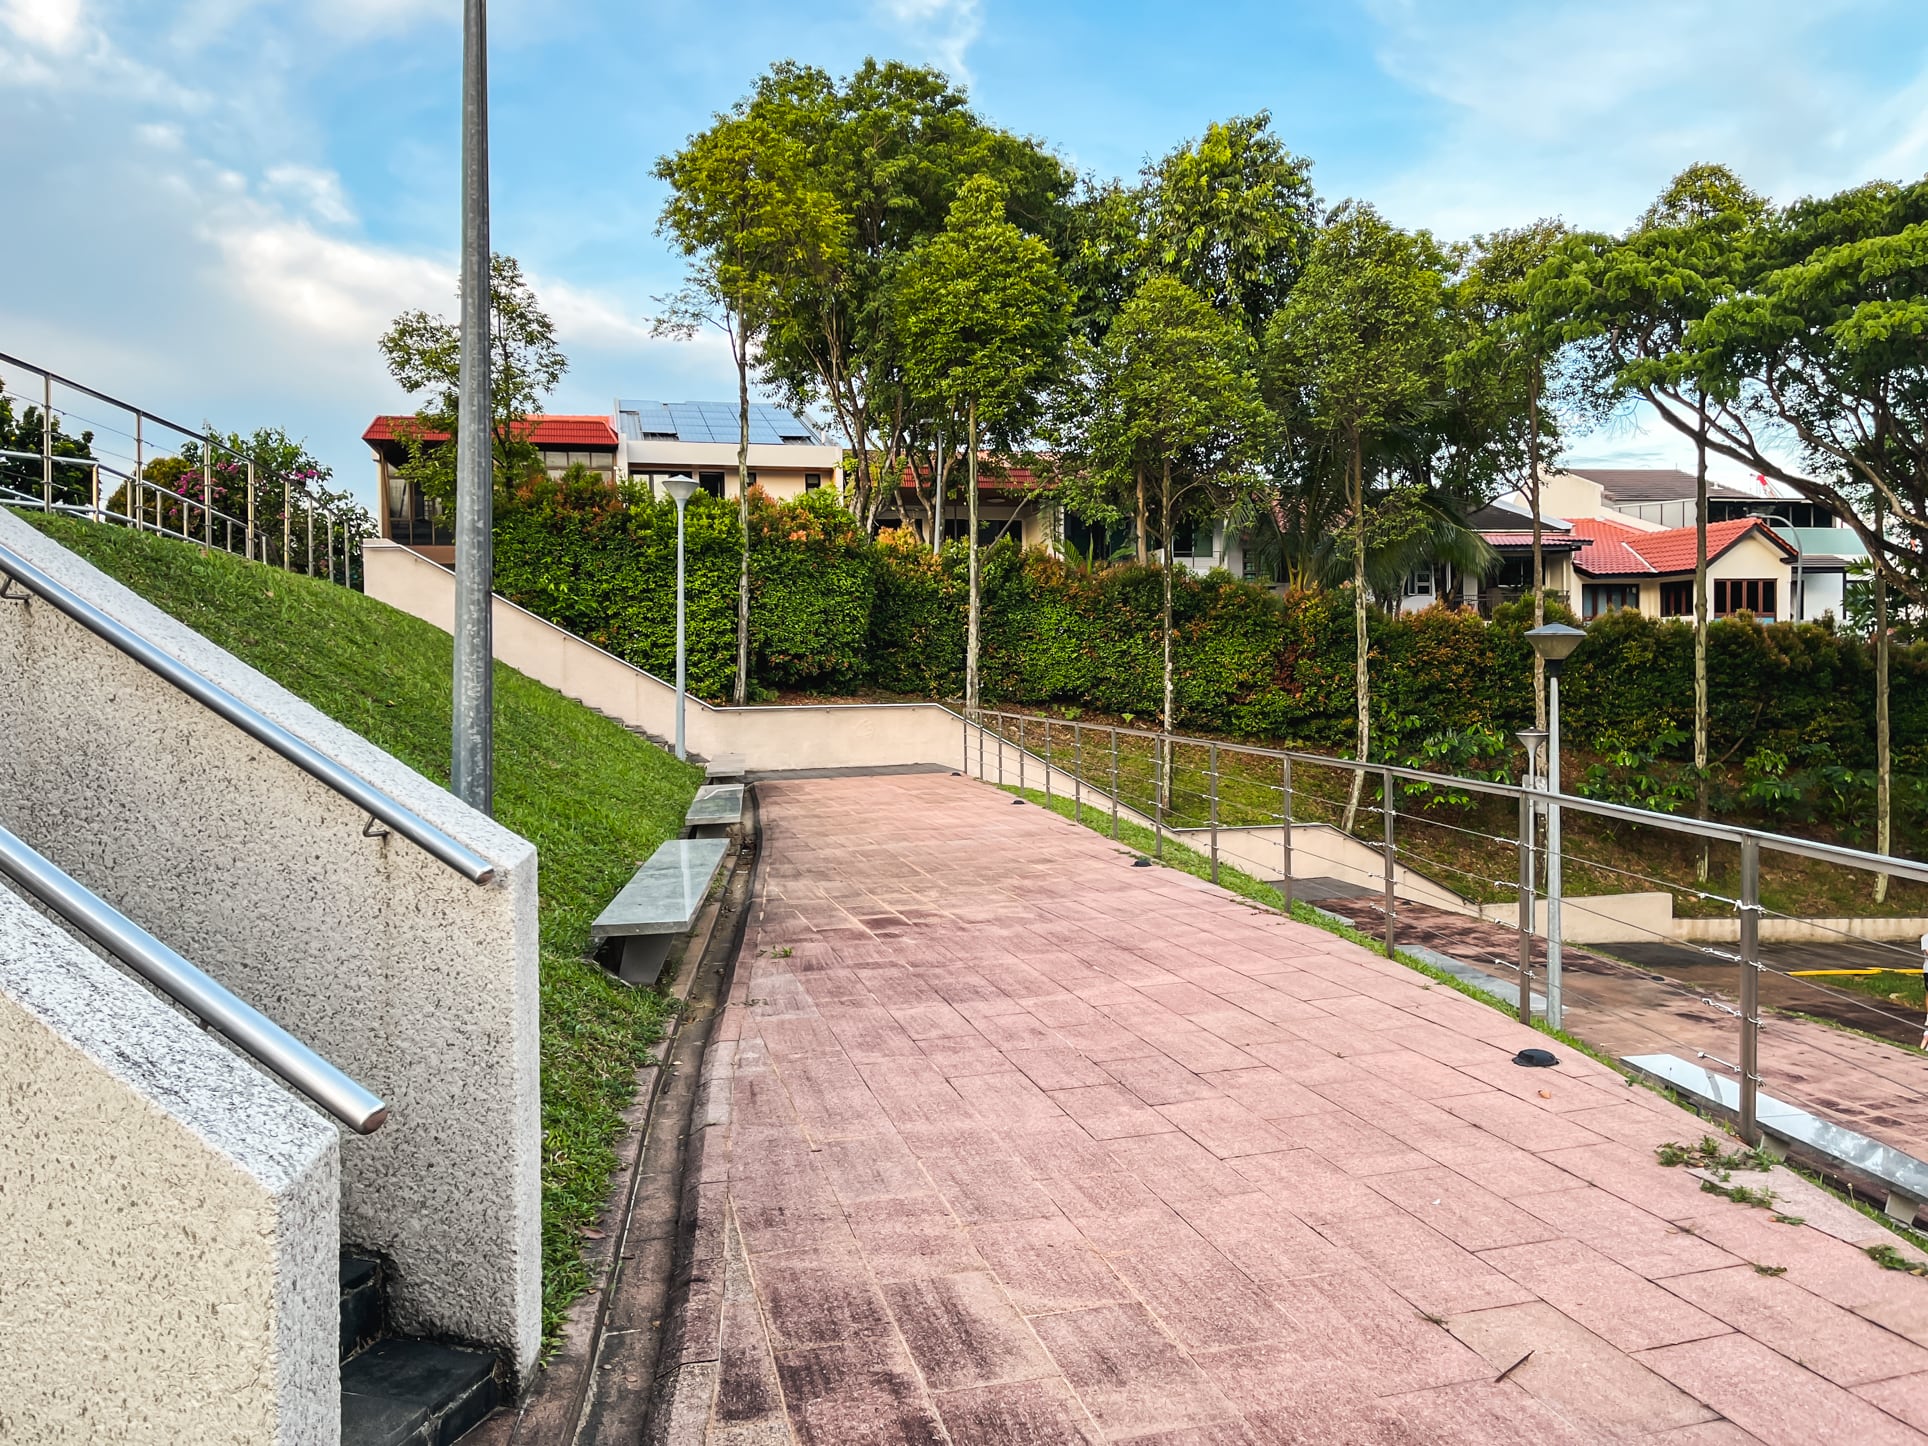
[
  {"xmin": 1757, "ymin": 513, "xmax": 1806, "ymax": 621},
  {"xmin": 664, "ymin": 474, "xmax": 698, "ymax": 761},
  {"xmin": 1526, "ymin": 622, "xmax": 1585, "ymax": 1028}
]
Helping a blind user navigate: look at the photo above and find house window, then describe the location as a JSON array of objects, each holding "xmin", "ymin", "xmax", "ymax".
[
  {"xmin": 804, "ymin": 473, "xmax": 822, "ymax": 491},
  {"xmin": 943, "ymin": 517, "xmax": 1002, "ymax": 547},
  {"xmin": 1404, "ymin": 568, "xmax": 1435, "ymax": 599},
  {"xmin": 698, "ymin": 471, "xmax": 725, "ymax": 499},
  {"xmin": 1715, "ymin": 578, "xmax": 1777, "ymax": 617},
  {"xmin": 1583, "ymin": 583, "xmax": 1640, "ymax": 618},
  {"xmin": 1660, "ymin": 581, "xmax": 1693, "ymax": 617},
  {"xmin": 1171, "ymin": 522, "xmax": 1207, "ymax": 558}
]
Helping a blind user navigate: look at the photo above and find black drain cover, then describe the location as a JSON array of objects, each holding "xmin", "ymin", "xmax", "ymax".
[
  {"xmin": 1513, "ymin": 1048, "xmax": 1559, "ymax": 1068},
  {"xmin": 1012, "ymin": 798, "xmax": 1026, "ymax": 805},
  {"xmin": 1131, "ymin": 857, "xmax": 1152, "ymax": 868}
]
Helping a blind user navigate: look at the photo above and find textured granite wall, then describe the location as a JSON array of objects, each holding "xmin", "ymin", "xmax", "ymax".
[
  {"xmin": 0, "ymin": 886, "xmax": 339, "ymax": 1443},
  {"xmin": 0, "ymin": 510, "xmax": 543, "ymax": 1377}
]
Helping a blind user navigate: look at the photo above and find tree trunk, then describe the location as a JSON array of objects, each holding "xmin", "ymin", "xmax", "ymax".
[
  {"xmin": 1343, "ymin": 428, "xmax": 1368, "ymax": 834},
  {"xmin": 1135, "ymin": 466, "xmax": 1148, "ymax": 565},
  {"xmin": 1876, "ymin": 495, "xmax": 1892, "ymax": 903},
  {"xmin": 932, "ymin": 426, "xmax": 946, "ymax": 556},
  {"xmin": 1161, "ymin": 457, "xmax": 1175, "ymax": 814},
  {"xmin": 965, "ymin": 399, "xmax": 981, "ymax": 717},
  {"xmin": 1694, "ymin": 395, "xmax": 1711, "ymax": 883},
  {"xmin": 1529, "ymin": 372, "xmax": 1546, "ymax": 732},
  {"xmin": 733, "ymin": 348, "xmax": 753, "ymax": 707}
]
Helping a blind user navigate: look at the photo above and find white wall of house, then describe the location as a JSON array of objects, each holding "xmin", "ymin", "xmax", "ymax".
[{"xmin": 621, "ymin": 438, "xmax": 843, "ymax": 502}]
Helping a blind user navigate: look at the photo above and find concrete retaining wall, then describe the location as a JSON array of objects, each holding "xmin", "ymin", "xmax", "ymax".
[
  {"xmin": 0, "ymin": 886, "xmax": 339, "ymax": 1444},
  {"xmin": 363, "ymin": 539, "xmax": 963, "ymax": 772},
  {"xmin": 0, "ymin": 511, "xmax": 543, "ymax": 1378}
]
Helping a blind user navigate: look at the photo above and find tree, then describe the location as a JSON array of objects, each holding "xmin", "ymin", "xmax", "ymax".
[
  {"xmin": 1141, "ymin": 112, "xmax": 1319, "ymax": 339},
  {"xmin": 1265, "ymin": 202, "xmax": 1451, "ymax": 829},
  {"xmin": 1083, "ymin": 277, "xmax": 1268, "ymax": 757},
  {"xmin": 1454, "ymin": 220, "xmax": 1571, "ymax": 727},
  {"xmin": 747, "ymin": 59, "xmax": 1075, "ymax": 532},
  {"xmin": 1535, "ymin": 165, "xmax": 1766, "ymax": 872},
  {"xmin": 657, "ymin": 109, "xmax": 845, "ymax": 705},
  {"xmin": 893, "ymin": 176, "xmax": 1070, "ymax": 715},
  {"xmin": 378, "ymin": 253, "xmax": 567, "ymax": 503},
  {"xmin": 0, "ymin": 379, "xmax": 94, "ymax": 508}
]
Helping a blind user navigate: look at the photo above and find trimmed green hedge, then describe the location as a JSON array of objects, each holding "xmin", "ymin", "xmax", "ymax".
[{"xmin": 492, "ymin": 473, "xmax": 1927, "ymax": 779}]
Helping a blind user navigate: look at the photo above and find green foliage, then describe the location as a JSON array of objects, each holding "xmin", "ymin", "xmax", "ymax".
[{"xmin": 0, "ymin": 377, "xmax": 95, "ymax": 506}]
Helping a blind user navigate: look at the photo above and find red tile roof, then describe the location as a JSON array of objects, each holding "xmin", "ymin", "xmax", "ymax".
[
  {"xmin": 363, "ymin": 414, "xmax": 618, "ymax": 447},
  {"xmin": 1567, "ymin": 516, "xmax": 1795, "ymax": 578},
  {"xmin": 894, "ymin": 461, "xmax": 1044, "ymax": 492},
  {"xmin": 1480, "ymin": 532, "xmax": 1587, "ymax": 550}
]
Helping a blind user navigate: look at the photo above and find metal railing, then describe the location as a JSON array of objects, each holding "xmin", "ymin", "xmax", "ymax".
[
  {"xmin": 962, "ymin": 707, "xmax": 1928, "ymax": 1147},
  {"xmin": 0, "ymin": 540, "xmax": 497, "ymax": 884},
  {"xmin": 0, "ymin": 351, "xmax": 366, "ymax": 584},
  {"xmin": 0, "ymin": 821, "xmax": 386, "ymax": 1132}
]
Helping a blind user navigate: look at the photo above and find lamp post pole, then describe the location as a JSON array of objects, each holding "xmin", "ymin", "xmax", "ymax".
[
  {"xmin": 1758, "ymin": 513, "xmax": 1805, "ymax": 621},
  {"xmin": 451, "ymin": 0, "xmax": 494, "ymax": 812},
  {"xmin": 665, "ymin": 474, "xmax": 698, "ymax": 761},
  {"xmin": 1526, "ymin": 623, "xmax": 1585, "ymax": 1031}
]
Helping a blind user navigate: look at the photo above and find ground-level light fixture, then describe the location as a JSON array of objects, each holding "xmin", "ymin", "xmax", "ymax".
[{"xmin": 664, "ymin": 474, "xmax": 698, "ymax": 760}]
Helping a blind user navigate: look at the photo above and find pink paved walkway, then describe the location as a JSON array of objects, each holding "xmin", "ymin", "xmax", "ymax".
[{"xmin": 677, "ymin": 774, "xmax": 1928, "ymax": 1444}]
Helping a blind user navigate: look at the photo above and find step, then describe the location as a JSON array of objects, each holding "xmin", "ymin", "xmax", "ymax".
[{"xmin": 340, "ymin": 1251, "xmax": 501, "ymax": 1446}]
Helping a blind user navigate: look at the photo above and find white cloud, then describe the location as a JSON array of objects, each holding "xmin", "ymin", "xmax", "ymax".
[
  {"xmin": 876, "ymin": 0, "xmax": 982, "ymax": 83},
  {"xmin": 262, "ymin": 163, "xmax": 358, "ymax": 225},
  {"xmin": 1, "ymin": 0, "xmax": 84, "ymax": 52}
]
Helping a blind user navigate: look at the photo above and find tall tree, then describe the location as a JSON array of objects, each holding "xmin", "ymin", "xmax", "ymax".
[
  {"xmin": 1454, "ymin": 220, "xmax": 1570, "ymax": 725},
  {"xmin": 893, "ymin": 176, "xmax": 1070, "ymax": 716},
  {"xmin": 657, "ymin": 109, "xmax": 844, "ymax": 704},
  {"xmin": 1535, "ymin": 164, "xmax": 1766, "ymax": 871},
  {"xmin": 746, "ymin": 59, "xmax": 1074, "ymax": 532},
  {"xmin": 1083, "ymin": 277, "xmax": 1268, "ymax": 752},
  {"xmin": 1265, "ymin": 202, "xmax": 1451, "ymax": 829},
  {"xmin": 379, "ymin": 253, "xmax": 566, "ymax": 502}
]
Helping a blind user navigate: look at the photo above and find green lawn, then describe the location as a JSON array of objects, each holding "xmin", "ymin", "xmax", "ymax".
[{"xmin": 19, "ymin": 514, "xmax": 701, "ymax": 1342}]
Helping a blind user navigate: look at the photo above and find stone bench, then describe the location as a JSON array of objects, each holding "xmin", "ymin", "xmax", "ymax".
[
  {"xmin": 591, "ymin": 837, "xmax": 730, "ymax": 986},
  {"xmin": 685, "ymin": 783, "xmax": 744, "ymax": 837},
  {"xmin": 1625, "ymin": 1052, "xmax": 1928, "ymax": 1225},
  {"xmin": 705, "ymin": 754, "xmax": 745, "ymax": 783}
]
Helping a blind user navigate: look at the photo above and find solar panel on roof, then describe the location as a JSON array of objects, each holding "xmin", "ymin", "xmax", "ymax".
[{"xmin": 613, "ymin": 399, "xmax": 822, "ymax": 445}]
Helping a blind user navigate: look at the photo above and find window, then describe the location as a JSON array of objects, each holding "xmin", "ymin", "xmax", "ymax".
[
  {"xmin": 698, "ymin": 471, "xmax": 725, "ymax": 499},
  {"xmin": 1404, "ymin": 568, "xmax": 1435, "ymax": 599},
  {"xmin": 804, "ymin": 473, "xmax": 822, "ymax": 491},
  {"xmin": 1171, "ymin": 521, "xmax": 1207, "ymax": 558},
  {"xmin": 943, "ymin": 517, "xmax": 1002, "ymax": 547},
  {"xmin": 384, "ymin": 473, "xmax": 453, "ymax": 547},
  {"xmin": 1660, "ymin": 580, "xmax": 1694, "ymax": 617},
  {"xmin": 1583, "ymin": 583, "xmax": 1640, "ymax": 618},
  {"xmin": 1715, "ymin": 578, "xmax": 1777, "ymax": 617}
]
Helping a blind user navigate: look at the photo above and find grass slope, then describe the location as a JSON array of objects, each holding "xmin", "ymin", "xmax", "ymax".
[{"xmin": 22, "ymin": 514, "xmax": 700, "ymax": 1341}]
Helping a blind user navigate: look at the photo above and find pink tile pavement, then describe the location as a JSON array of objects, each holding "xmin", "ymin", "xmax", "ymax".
[{"xmin": 681, "ymin": 775, "xmax": 1928, "ymax": 1442}]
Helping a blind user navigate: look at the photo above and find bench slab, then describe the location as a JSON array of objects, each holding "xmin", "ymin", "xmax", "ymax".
[
  {"xmin": 705, "ymin": 754, "xmax": 746, "ymax": 782},
  {"xmin": 592, "ymin": 838, "xmax": 729, "ymax": 985},
  {"xmin": 686, "ymin": 783, "xmax": 745, "ymax": 828}
]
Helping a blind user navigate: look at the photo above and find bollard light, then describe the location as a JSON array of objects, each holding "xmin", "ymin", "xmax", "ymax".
[{"xmin": 664, "ymin": 474, "xmax": 698, "ymax": 761}]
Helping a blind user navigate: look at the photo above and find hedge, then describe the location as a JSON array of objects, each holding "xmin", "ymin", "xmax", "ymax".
[{"xmin": 492, "ymin": 472, "xmax": 1927, "ymax": 780}]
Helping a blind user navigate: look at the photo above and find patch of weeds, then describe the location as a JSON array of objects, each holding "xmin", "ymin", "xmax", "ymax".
[
  {"xmin": 1867, "ymin": 1244, "xmax": 1928, "ymax": 1277},
  {"xmin": 1752, "ymin": 1263, "xmax": 1788, "ymax": 1277},
  {"xmin": 1416, "ymin": 1310, "xmax": 1448, "ymax": 1326},
  {"xmin": 1655, "ymin": 1135, "xmax": 1776, "ymax": 1174},
  {"xmin": 1772, "ymin": 1212, "xmax": 1807, "ymax": 1226},
  {"xmin": 1701, "ymin": 1179, "xmax": 1778, "ymax": 1209},
  {"xmin": 771, "ymin": 945, "xmax": 794, "ymax": 958}
]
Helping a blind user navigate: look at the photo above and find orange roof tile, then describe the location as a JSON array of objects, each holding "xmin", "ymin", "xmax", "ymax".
[
  {"xmin": 1568, "ymin": 516, "xmax": 1795, "ymax": 578},
  {"xmin": 363, "ymin": 414, "xmax": 618, "ymax": 447}
]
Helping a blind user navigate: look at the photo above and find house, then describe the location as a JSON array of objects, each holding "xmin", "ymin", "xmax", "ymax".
[
  {"xmin": 363, "ymin": 400, "xmax": 841, "ymax": 564},
  {"xmin": 1469, "ymin": 466, "xmax": 1864, "ymax": 621}
]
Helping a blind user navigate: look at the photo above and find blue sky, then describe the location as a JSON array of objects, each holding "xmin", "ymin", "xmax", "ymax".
[{"xmin": 5, "ymin": 0, "xmax": 1928, "ymax": 509}]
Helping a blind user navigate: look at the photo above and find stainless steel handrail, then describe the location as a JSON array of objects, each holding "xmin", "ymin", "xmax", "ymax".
[
  {"xmin": 971, "ymin": 707, "xmax": 1928, "ymax": 886},
  {"xmin": 0, "ymin": 540, "xmax": 497, "ymax": 884},
  {"xmin": 0, "ymin": 822, "xmax": 387, "ymax": 1132}
]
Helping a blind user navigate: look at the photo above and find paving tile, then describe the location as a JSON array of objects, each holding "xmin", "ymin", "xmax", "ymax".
[
  {"xmin": 1105, "ymin": 1234, "xmax": 1290, "ymax": 1351},
  {"xmin": 1267, "ymin": 1108, "xmax": 1431, "ymax": 1175},
  {"xmin": 968, "ymin": 1215, "xmax": 1132, "ymax": 1315},
  {"xmin": 1318, "ymin": 1208, "xmax": 1536, "ymax": 1316},
  {"xmin": 812, "ymin": 1133, "xmax": 931, "ymax": 1205},
  {"xmin": 1029, "ymin": 1303, "xmax": 1237, "ymax": 1438},
  {"xmin": 1261, "ymin": 1269, "xmax": 1493, "ymax": 1396},
  {"xmin": 1004, "ymin": 1045, "xmax": 1114, "ymax": 1091},
  {"xmin": 1659, "ymin": 1264, "xmax": 1928, "ymax": 1388},
  {"xmin": 1004, "ymin": 1117, "xmax": 1123, "ymax": 1179},
  {"xmin": 1512, "ymin": 1184, "xmax": 1740, "ymax": 1278},
  {"xmin": 1040, "ymin": 1170, "xmax": 1196, "ymax": 1255},
  {"xmin": 1439, "ymin": 1088, "xmax": 1611, "ymax": 1154},
  {"xmin": 1478, "ymin": 1238, "xmax": 1732, "ymax": 1352},
  {"xmin": 772, "ymin": 1338, "xmax": 948, "ymax": 1446},
  {"xmin": 755, "ymin": 1249, "xmax": 897, "ymax": 1351},
  {"xmin": 1638, "ymin": 1331, "xmax": 1926, "ymax": 1446},
  {"xmin": 1191, "ymin": 1345, "xmax": 1416, "ymax": 1445},
  {"xmin": 916, "ymin": 1148, "xmax": 1059, "ymax": 1226},
  {"xmin": 1231, "ymin": 1148, "xmax": 1408, "ymax": 1228},
  {"xmin": 1366, "ymin": 1166, "xmax": 1564, "ymax": 1252},
  {"xmin": 845, "ymin": 1192, "xmax": 982, "ymax": 1282},
  {"xmin": 1378, "ymin": 1378, "xmax": 1603, "ymax": 1445},
  {"xmin": 932, "ymin": 1376, "xmax": 1101, "ymax": 1445},
  {"xmin": 1104, "ymin": 1130, "xmax": 1257, "ymax": 1208},
  {"xmin": 1051, "ymin": 1082, "xmax": 1182, "ymax": 1139},
  {"xmin": 1196, "ymin": 1066, "xmax": 1331, "ymax": 1119},
  {"xmin": 1157, "ymin": 1096, "xmax": 1295, "ymax": 1159},
  {"xmin": 881, "ymin": 1271, "xmax": 1057, "ymax": 1392},
  {"xmin": 1100, "ymin": 1052, "xmax": 1223, "ymax": 1106},
  {"xmin": 1444, "ymin": 1300, "xmax": 1715, "ymax": 1438},
  {"xmin": 951, "ymin": 1069, "xmax": 1070, "ymax": 1127},
  {"xmin": 1854, "ymin": 1371, "xmax": 1928, "ymax": 1434}
]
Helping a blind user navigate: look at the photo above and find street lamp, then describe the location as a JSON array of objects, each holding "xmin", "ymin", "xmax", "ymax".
[
  {"xmin": 1526, "ymin": 622, "xmax": 1585, "ymax": 1028},
  {"xmin": 664, "ymin": 474, "xmax": 698, "ymax": 761},
  {"xmin": 1757, "ymin": 513, "xmax": 1805, "ymax": 621}
]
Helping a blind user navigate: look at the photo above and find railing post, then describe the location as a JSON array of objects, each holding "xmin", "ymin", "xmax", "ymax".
[
  {"xmin": 203, "ymin": 433, "xmax": 214, "ymax": 549},
  {"xmin": 1073, "ymin": 720, "xmax": 1083, "ymax": 821},
  {"xmin": 1281, "ymin": 755, "xmax": 1293, "ymax": 912},
  {"xmin": 977, "ymin": 711, "xmax": 985, "ymax": 780},
  {"xmin": 132, "ymin": 413, "xmax": 143, "ymax": 530},
  {"xmin": 1109, "ymin": 727, "xmax": 1120, "ymax": 839},
  {"xmin": 1517, "ymin": 788, "xmax": 1535, "ymax": 1025},
  {"xmin": 1018, "ymin": 714, "xmax": 1026, "ymax": 793},
  {"xmin": 1739, "ymin": 836, "xmax": 1762, "ymax": 1145},
  {"xmin": 997, "ymin": 712, "xmax": 1004, "ymax": 786},
  {"xmin": 963, "ymin": 710, "xmax": 970, "ymax": 776},
  {"xmin": 1382, "ymin": 766, "xmax": 1396, "ymax": 957},
  {"xmin": 41, "ymin": 370, "xmax": 52, "ymax": 511},
  {"xmin": 246, "ymin": 458, "xmax": 256, "ymax": 561},
  {"xmin": 1044, "ymin": 718, "xmax": 1053, "ymax": 810},
  {"xmin": 306, "ymin": 496, "xmax": 316, "ymax": 576},
  {"xmin": 283, "ymin": 473, "xmax": 293, "ymax": 570},
  {"xmin": 1208, "ymin": 741, "xmax": 1220, "ymax": 885},
  {"xmin": 1154, "ymin": 733, "xmax": 1165, "ymax": 861},
  {"xmin": 90, "ymin": 462, "xmax": 100, "ymax": 520},
  {"xmin": 328, "ymin": 514, "xmax": 337, "ymax": 584}
]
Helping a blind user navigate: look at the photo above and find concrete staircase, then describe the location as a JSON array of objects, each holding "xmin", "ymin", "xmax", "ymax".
[{"xmin": 339, "ymin": 1253, "xmax": 500, "ymax": 1446}]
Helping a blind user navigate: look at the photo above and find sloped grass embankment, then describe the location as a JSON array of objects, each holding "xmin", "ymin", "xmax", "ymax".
[{"xmin": 21, "ymin": 514, "xmax": 700, "ymax": 1343}]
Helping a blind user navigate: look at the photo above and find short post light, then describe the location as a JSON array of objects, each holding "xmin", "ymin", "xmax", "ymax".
[
  {"xmin": 663, "ymin": 474, "xmax": 698, "ymax": 761},
  {"xmin": 1514, "ymin": 726, "xmax": 1548, "ymax": 1020},
  {"xmin": 1526, "ymin": 622, "xmax": 1585, "ymax": 1028}
]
